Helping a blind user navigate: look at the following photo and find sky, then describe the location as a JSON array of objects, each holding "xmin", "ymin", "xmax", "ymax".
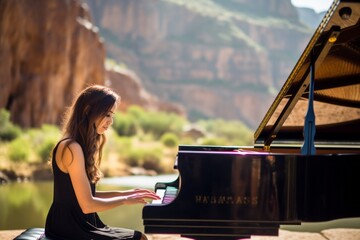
[{"xmin": 291, "ymin": 0, "xmax": 334, "ymax": 13}]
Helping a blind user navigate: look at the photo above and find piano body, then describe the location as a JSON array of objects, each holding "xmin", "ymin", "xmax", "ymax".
[{"xmin": 143, "ymin": 0, "xmax": 360, "ymax": 239}]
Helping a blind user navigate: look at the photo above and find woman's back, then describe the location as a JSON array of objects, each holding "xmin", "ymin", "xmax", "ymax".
[{"xmin": 45, "ymin": 140, "xmax": 140, "ymax": 240}]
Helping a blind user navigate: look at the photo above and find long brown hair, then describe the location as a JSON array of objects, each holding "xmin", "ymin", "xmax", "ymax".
[{"xmin": 61, "ymin": 85, "xmax": 119, "ymax": 183}]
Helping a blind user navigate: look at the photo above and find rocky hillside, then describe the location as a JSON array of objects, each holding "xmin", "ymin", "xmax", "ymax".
[
  {"xmin": 0, "ymin": 0, "xmax": 319, "ymax": 129},
  {"xmin": 0, "ymin": 0, "xmax": 106, "ymax": 127},
  {"xmin": 84, "ymin": 0, "xmax": 314, "ymax": 128},
  {"xmin": 0, "ymin": 0, "xmax": 179, "ymax": 128},
  {"xmin": 296, "ymin": 7, "xmax": 326, "ymax": 29},
  {"xmin": 107, "ymin": 67, "xmax": 185, "ymax": 115}
]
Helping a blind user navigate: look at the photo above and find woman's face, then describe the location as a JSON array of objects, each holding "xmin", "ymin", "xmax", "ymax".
[{"xmin": 95, "ymin": 103, "xmax": 117, "ymax": 135}]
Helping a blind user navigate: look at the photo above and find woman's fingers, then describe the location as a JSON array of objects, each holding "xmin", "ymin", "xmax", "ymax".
[{"xmin": 129, "ymin": 189, "xmax": 161, "ymax": 199}]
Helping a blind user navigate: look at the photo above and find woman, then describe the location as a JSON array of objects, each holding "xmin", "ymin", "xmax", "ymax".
[{"xmin": 45, "ymin": 85, "xmax": 160, "ymax": 240}]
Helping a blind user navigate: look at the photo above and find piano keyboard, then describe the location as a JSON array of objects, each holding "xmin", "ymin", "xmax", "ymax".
[{"xmin": 152, "ymin": 186, "xmax": 178, "ymax": 204}]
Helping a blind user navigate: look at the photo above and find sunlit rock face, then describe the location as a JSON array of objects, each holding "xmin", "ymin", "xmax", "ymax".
[
  {"xmin": 106, "ymin": 68, "xmax": 185, "ymax": 116},
  {"xmin": 0, "ymin": 0, "xmax": 310, "ymax": 129},
  {"xmin": 84, "ymin": 0, "xmax": 309, "ymax": 128},
  {"xmin": 0, "ymin": 0, "xmax": 105, "ymax": 127}
]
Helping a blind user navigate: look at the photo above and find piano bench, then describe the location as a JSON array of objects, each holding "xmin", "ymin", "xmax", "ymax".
[{"xmin": 13, "ymin": 228, "xmax": 51, "ymax": 240}]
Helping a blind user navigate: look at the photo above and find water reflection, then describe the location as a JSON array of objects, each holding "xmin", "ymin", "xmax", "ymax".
[
  {"xmin": 0, "ymin": 181, "xmax": 144, "ymax": 231},
  {"xmin": 0, "ymin": 175, "xmax": 178, "ymax": 231},
  {"xmin": 0, "ymin": 182, "xmax": 52, "ymax": 230},
  {"xmin": 1, "ymin": 176, "xmax": 360, "ymax": 232}
]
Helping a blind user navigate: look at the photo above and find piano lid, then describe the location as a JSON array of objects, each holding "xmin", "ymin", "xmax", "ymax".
[{"xmin": 254, "ymin": 0, "xmax": 360, "ymax": 148}]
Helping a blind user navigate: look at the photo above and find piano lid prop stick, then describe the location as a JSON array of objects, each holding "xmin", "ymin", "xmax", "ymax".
[{"xmin": 301, "ymin": 49, "xmax": 316, "ymax": 155}]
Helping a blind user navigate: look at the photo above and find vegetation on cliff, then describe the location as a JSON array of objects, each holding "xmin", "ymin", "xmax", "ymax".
[
  {"xmin": 162, "ymin": 0, "xmax": 309, "ymax": 49},
  {"xmin": 0, "ymin": 107, "xmax": 252, "ymax": 182}
]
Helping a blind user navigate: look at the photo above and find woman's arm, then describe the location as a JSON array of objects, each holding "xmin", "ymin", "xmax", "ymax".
[
  {"xmin": 95, "ymin": 189, "xmax": 158, "ymax": 198},
  {"xmin": 62, "ymin": 142, "xmax": 159, "ymax": 214}
]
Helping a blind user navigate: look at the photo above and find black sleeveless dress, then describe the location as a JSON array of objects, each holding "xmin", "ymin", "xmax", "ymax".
[{"xmin": 45, "ymin": 140, "xmax": 142, "ymax": 240}]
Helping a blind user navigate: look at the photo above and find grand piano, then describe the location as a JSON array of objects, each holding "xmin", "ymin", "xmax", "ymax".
[{"xmin": 142, "ymin": 0, "xmax": 360, "ymax": 239}]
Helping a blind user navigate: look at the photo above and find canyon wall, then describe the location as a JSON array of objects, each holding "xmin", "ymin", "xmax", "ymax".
[
  {"xmin": 0, "ymin": 0, "xmax": 315, "ymax": 129},
  {"xmin": 85, "ymin": 0, "xmax": 312, "ymax": 128},
  {"xmin": 0, "ymin": 0, "xmax": 105, "ymax": 127}
]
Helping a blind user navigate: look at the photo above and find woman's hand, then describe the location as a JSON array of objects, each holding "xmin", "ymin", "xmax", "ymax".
[{"xmin": 122, "ymin": 189, "xmax": 161, "ymax": 205}]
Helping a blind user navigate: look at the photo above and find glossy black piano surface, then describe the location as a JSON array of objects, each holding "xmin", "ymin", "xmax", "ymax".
[
  {"xmin": 143, "ymin": 0, "xmax": 360, "ymax": 239},
  {"xmin": 143, "ymin": 149, "xmax": 360, "ymax": 239}
]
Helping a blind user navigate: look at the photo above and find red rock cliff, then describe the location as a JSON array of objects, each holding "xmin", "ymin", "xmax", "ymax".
[
  {"xmin": 84, "ymin": 0, "xmax": 311, "ymax": 128},
  {"xmin": 0, "ymin": 0, "xmax": 105, "ymax": 127}
]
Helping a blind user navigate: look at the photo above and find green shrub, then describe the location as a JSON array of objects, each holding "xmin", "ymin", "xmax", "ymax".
[
  {"xmin": 137, "ymin": 111, "xmax": 185, "ymax": 138},
  {"xmin": 123, "ymin": 148, "xmax": 164, "ymax": 173},
  {"xmin": 127, "ymin": 105, "xmax": 145, "ymax": 118},
  {"xmin": 123, "ymin": 150, "xmax": 143, "ymax": 167},
  {"xmin": 0, "ymin": 108, "xmax": 21, "ymax": 141},
  {"xmin": 140, "ymin": 148, "xmax": 163, "ymax": 173},
  {"xmin": 160, "ymin": 132, "xmax": 179, "ymax": 148},
  {"xmin": 27, "ymin": 124, "xmax": 60, "ymax": 145},
  {"xmin": 0, "ymin": 125, "xmax": 22, "ymax": 141},
  {"xmin": 27, "ymin": 124, "xmax": 60, "ymax": 162},
  {"xmin": 38, "ymin": 139, "xmax": 56, "ymax": 163},
  {"xmin": 8, "ymin": 138, "xmax": 30, "ymax": 162},
  {"xmin": 114, "ymin": 106, "xmax": 186, "ymax": 139},
  {"xmin": 200, "ymin": 137, "xmax": 227, "ymax": 146},
  {"xmin": 197, "ymin": 119, "xmax": 252, "ymax": 146},
  {"xmin": 112, "ymin": 112, "xmax": 137, "ymax": 136},
  {"xmin": 0, "ymin": 108, "xmax": 10, "ymax": 127},
  {"xmin": 103, "ymin": 129, "xmax": 132, "ymax": 153}
]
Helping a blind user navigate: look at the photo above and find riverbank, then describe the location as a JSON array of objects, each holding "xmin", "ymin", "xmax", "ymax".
[
  {"xmin": 0, "ymin": 162, "xmax": 52, "ymax": 183},
  {"xmin": 0, "ymin": 160, "xmax": 159, "ymax": 184},
  {"xmin": 1, "ymin": 228, "xmax": 360, "ymax": 239}
]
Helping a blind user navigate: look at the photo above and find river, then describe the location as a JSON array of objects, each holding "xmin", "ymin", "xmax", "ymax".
[
  {"xmin": 0, "ymin": 175, "xmax": 177, "ymax": 231},
  {"xmin": 1, "ymin": 175, "xmax": 359, "ymax": 232}
]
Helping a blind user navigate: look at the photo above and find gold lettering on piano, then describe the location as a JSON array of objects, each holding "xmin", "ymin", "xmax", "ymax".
[{"xmin": 195, "ymin": 195, "xmax": 258, "ymax": 205}]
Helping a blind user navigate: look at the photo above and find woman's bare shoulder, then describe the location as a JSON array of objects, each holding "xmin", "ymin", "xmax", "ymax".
[
  {"xmin": 57, "ymin": 139, "xmax": 84, "ymax": 165},
  {"xmin": 58, "ymin": 138, "xmax": 82, "ymax": 151}
]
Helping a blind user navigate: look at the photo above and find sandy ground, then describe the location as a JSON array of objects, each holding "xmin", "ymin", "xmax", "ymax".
[{"xmin": 2, "ymin": 228, "xmax": 360, "ymax": 240}]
